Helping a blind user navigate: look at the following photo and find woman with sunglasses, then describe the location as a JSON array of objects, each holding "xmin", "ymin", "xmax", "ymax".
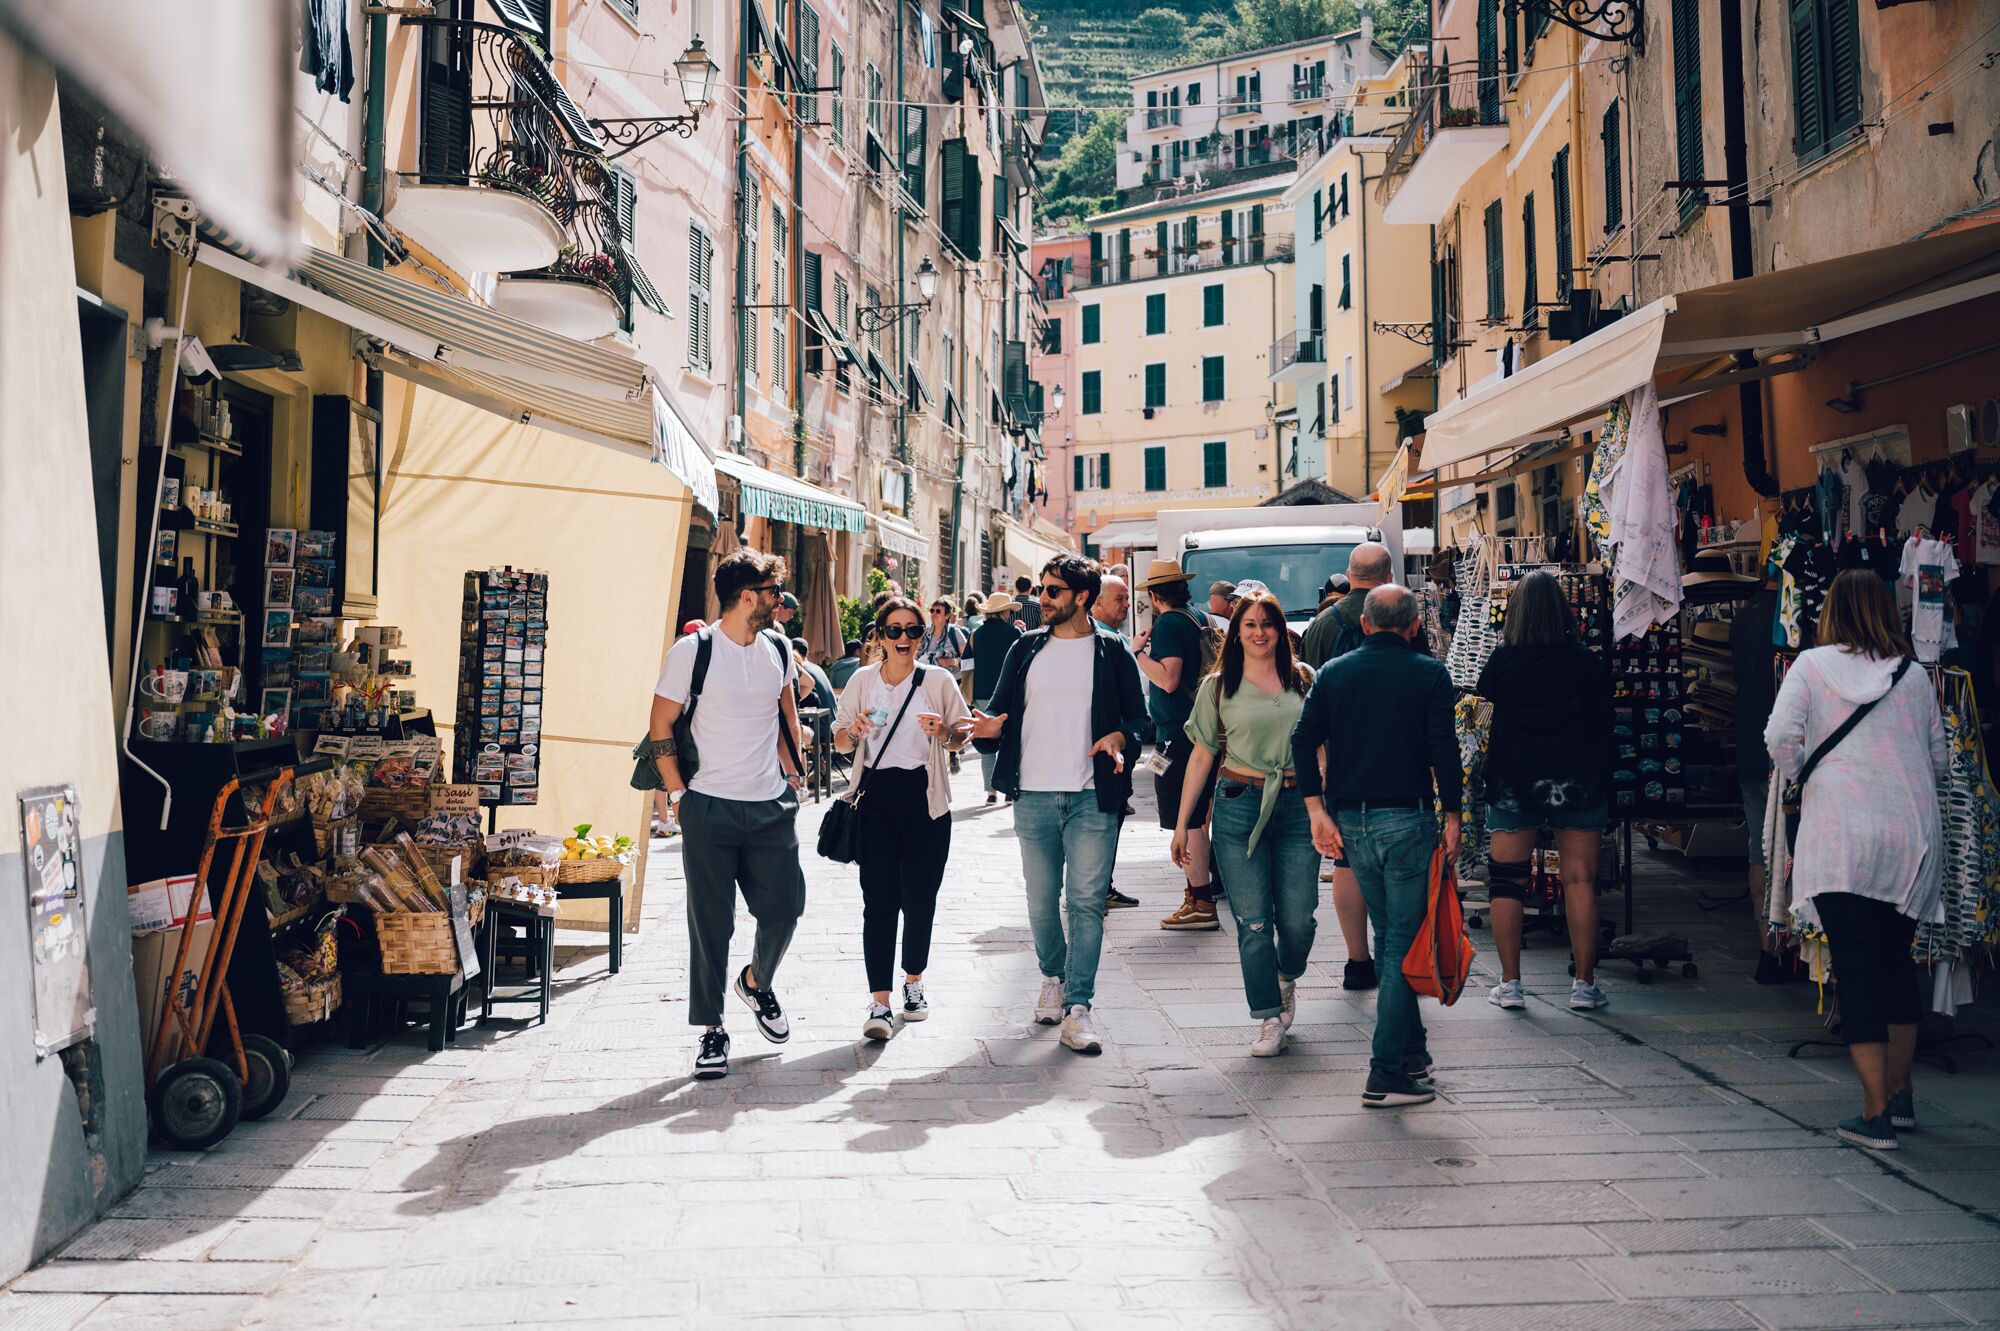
[
  {"xmin": 834, "ymin": 597, "xmax": 973, "ymax": 1039},
  {"xmin": 1170, "ymin": 589, "xmax": 1320, "ymax": 1057}
]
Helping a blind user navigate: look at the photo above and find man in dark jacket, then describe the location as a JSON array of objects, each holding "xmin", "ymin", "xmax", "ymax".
[
  {"xmin": 970, "ymin": 556, "xmax": 1145, "ymax": 1055},
  {"xmin": 969, "ymin": 591, "xmax": 1024, "ymax": 802},
  {"xmin": 1293, "ymin": 584, "xmax": 1461, "ymax": 1109},
  {"xmin": 1299, "ymin": 542, "xmax": 1394, "ymax": 668}
]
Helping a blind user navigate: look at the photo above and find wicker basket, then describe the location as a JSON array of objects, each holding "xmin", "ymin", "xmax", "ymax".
[
  {"xmin": 356, "ymin": 786, "xmax": 432, "ymax": 825},
  {"xmin": 283, "ymin": 974, "xmax": 342, "ymax": 1025},
  {"xmin": 374, "ymin": 911, "xmax": 463, "ymax": 974},
  {"xmin": 413, "ymin": 840, "xmax": 485, "ymax": 882},
  {"xmin": 557, "ymin": 857, "xmax": 627, "ymax": 884},
  {"xmin": 487, "ymin": 861, "xmax": 557, "ymax": 890},
  {"xmin": 313, "ymin": 815, "xmax": 358, "ymax": 858}
]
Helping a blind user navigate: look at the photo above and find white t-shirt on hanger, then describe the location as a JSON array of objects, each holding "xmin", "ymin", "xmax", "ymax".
[{"xmin": 1899, "ymin": 536, "xmax": 1960, "ymax": 664}]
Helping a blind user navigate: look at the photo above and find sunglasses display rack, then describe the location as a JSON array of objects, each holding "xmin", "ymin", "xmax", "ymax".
[
  {"xmin": 1609, "ymin": 617, "xmax": 1687, "ymax": 816},
  {"xmin": 451, "ymin": 568, "xmax": 548, "ymax": 808}
]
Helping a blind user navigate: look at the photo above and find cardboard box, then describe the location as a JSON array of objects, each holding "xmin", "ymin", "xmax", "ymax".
[
  {"xmin": 126, "ymin": 875, "xmax": 210, "ymax": 932},
  {"xmin": 130, "ymin": 921, "xmax": 217, "ymax": 1067}
]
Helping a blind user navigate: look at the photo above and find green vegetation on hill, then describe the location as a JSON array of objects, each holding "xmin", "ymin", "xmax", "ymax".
[{"xmin": 1032, "ymin": 0, "xmax": 1428, "ymax": 228}]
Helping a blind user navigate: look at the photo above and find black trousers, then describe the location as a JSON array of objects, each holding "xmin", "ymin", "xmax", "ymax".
[
  {"xmin": 1815, "ymin": 891, "xmax": 1922, "ymax": 1044},
  {"xmin": 855, "ymin": 766, "xmax": 952, "ymax": 993}
]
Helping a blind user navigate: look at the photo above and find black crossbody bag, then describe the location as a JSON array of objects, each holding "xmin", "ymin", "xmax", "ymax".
[
  {"xmin": 1782, "ymin": 657, "xmax": 1911, "ymax": 852},
  {"xmin": 817, "ymin": 667, "xmax": 926, "ymax": 864}
]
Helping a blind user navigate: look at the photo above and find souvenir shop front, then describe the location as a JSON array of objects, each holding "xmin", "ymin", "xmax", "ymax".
[
  {"xmin": 1417, "ymin": 223, "xmax": 2000, "ymax": 1000},
  {"xmin": 101, "ymin": 232, "xmax": 715, "ymax": 1150},
  {"xmin": 710, "ymin": 452, "xmax": 866, "ymax": 659}
]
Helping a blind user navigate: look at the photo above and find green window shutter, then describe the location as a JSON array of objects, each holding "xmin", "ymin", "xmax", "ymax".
[
  {"xmin": 1521, "ymin": 191, "xmax": 1538, "ymax": 327},
  {"xmin": 1074, "ymin": 453, "xmax": 1085, "ymax": 490},
  {"xmin": 1221, "ymin": 209, "xmax": 1234, "ymax": 254},
  {"xmin": 1145, "ymin": 363, "xmax": 1166, "ymax": 408},
  {"xmin": 830, "ymin": 44, "xmax": 844, "ymax": 146},
  {"xmin": 1339, "ymin": 253, "xmax": 1351, "ymax": 310},
  {"xmin": 940, "ymin": 137, "xmax": 970, "ymax": 257},
  {"xmin": 1826, "ymin": 0, "xmax": 1862, "ymax": 141},
  {"xmin": 1552, "ymin": 146, "xmax": 1573, "ymax": 300},
  {"xmin": 1602, "ymin": 100, "xmax": 1623, "ymax": 232},
  {"xmin": 1249, "ymin": 204, "xmax": 1264, "ymax": 260},
  {"xmin": 1203, "ymin": 441, "xmax": 1226, "ymax": 487},
  {"xmin": 1203, "ymin": 284, "xmax": 1223, "ymax": 326},
  {"xmin": 799, "ymin": 3, "xmax": 820, "ymax": 124},
  {"xmin": 1483, "ymin": 200, "xmax": 1504, "ymax": 323},
  {"xmin": 902, "ymin": 103, "xmax": 927, "ymax": 207},
  {"xmin": 1146, "ymin": 293, "xmax": 1165, "ymax": 335},
  {"xmin": 963, "ymin": 166, "xmax": 982, "ymax": 261},
  {"xmin": 1790, "ymin": 0, "xmax": 1825, "ymax": 158},
  {"xmin": 1082, "ymin": 304, "xmax": 1101, "ymax": 344},
  {"xmin": 1672, "ymin": 0, "xmax": 1705, "ymax": 221},
  {"xmin": 1144, "ymin": 446, "xmax": 1166, "ymax": 491},
  {"xmin": 1503, "ymin": 0, "xmax": 1518, "ymax": 80},
  {"xmin": 1099, "ymin": 453, "xmax": 1112, "ymax": 486},
  {"xmin": 1202, "ymin": 355, "xmax": 1224, "ymax": 402},
  {"xmin": 1155, "ymin": 220, "xmax": 1169, "ymax": 274},
  {"xmin": 1476, "ymin": 0, "xmax": 1500, "ymax": 122},
  {"xmin": 1081, "ymin": 369, "xmax": 1102, "ymax": 413}
]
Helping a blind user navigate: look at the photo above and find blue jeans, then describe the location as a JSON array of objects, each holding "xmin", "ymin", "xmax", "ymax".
[
  {"xmin": 1212, "ymin": 779, "xmax": 1320, "ymax": 1018},
  {"xmin": 1014, "ymin": 791, "xmax": 1118, "ymax": 1009},
  {"xmin": 1336, "ymin": 807, "xmax": 1436, "ymax": 1087},
  {"xmin": 975, "ymin": 697, "xmax": 1000, "ymax": 792}
]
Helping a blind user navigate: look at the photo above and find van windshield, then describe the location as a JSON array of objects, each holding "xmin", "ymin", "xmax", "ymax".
[{"xmin": 1183, "ymin": 544, "xmax": 1357, "ymax": 621}]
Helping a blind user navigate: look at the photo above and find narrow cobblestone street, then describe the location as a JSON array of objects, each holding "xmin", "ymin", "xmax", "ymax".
[{"xmin": 6, "ymin": 765, "xmax": 2000, "ymax": 1330}]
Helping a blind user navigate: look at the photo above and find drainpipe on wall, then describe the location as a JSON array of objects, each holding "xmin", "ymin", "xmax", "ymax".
[
  {"xmin": 1717, "ymin": 0, "xmax": 1777, "ymax": 497},
  {"xmin": 895, "ymin": 0, "xmax": 911, "ymax": 520},
  {"xmin": 1263, "ymin": 256, "xmax": 1283, "ymax": 496},
  {"xmin": 950, "ymin": 264, "xmax": 965, "ymax": 599},
  {"xmin": 735, "ymin": 0, "xmax": 750, "ymax": 454},
  {"xmin": 791, "ymin": 0, "xmax": 808, "ymax": 478},
  {"xmin": 1357, "ymin": 159, "xmax": 1373, "ymax": 492}
]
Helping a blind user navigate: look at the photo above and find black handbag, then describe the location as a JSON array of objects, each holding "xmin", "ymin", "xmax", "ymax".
[
  {"xmin": 817, "ymin": 667, "xmax": 926, "ymax": 864},
  {"xmin": 1782, "ymin": 657, "xmax": 1910, "ymax": 852}
]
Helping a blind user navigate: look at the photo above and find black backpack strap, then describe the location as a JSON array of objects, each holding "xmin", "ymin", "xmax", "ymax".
[
  {"xmin": 684, "ymin": 627, "xmax": 715, "ymax": 723},
  {"xmin": 850, "ymin": 667, "xmax": 927, "ymax": 801},
  {"xmin": 1797, "ymin": 657, "xmax": 1912, "ymax": 790}
]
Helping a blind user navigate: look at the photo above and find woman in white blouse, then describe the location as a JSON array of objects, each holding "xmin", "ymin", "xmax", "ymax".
[
  {"xmin": 1765, "ymin": 570, "xmax": 1946, "ymax": 1151},
  {"xmin": 834, "ymin": 598, "xmax": 972, "ymax": 1041}
]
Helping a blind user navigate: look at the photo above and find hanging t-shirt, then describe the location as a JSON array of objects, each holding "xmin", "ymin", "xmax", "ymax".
[
  {"xmin": 1972, "ymin": 479, "xmax": 2000, "ymax": 567},
  {"xmin": 1771, "ymin": 534, "xmax": 1802, "ymax": 649},
  {"xmin": 1782, "ymin": 540, "xmax": 1837, "ymax": 648},
  {"xmin": 1900, "ymin": 536, "xmax": 1961, "ymax": 664},
  {"xmin": 1898, "ymin": 484, "xmax": 1939, "ymax": 540},
  {"xmin": 1757, "ymin": 510, "xmax": 1780, "ymax": 573},
  {"xmin": 1841, "ymin": 458, "xmax": 1870, "ymax": 539},
  {"xmin": 1861, "ymin": 486, "xmax": 1896, "ymax": 541}
]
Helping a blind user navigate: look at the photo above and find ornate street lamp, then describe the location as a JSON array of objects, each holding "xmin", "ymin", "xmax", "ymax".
[{"xmin": 589, "ymin": 38, "xmax": 720, "ymax": 158}]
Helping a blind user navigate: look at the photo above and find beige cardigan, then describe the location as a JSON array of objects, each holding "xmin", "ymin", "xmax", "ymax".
[{"xmin": 833, "ymin": 662, "xmax": 969, "ymax": 820}]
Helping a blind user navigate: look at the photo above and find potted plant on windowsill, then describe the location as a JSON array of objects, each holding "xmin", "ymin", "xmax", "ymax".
[{"xmin": 1438, "ymin": 106, "xmax": 1480, "ymax": 130}]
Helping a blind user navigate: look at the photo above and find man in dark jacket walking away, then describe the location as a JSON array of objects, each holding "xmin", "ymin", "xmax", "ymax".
[
  {"xmin": 969, "ymin": 591, "xmax": 1023, "ymax": 803},
  {"xmin": 970, "ymin": 556, "xmax": 1145, "ymax": 1055},
  {"xmin": 1293, "ymin": 585, "xmax": 1461, "ymax": 1108}
]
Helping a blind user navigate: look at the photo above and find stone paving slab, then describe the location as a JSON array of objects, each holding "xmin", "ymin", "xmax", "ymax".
[{"xmin": 8, "ymin": 761, "xmax": 2000, "ymax": 1328}]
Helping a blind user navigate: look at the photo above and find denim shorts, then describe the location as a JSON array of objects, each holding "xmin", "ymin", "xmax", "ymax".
[{"xmin": 1486, "ymin": 776, "xmax": 1608, "ymax": 834}]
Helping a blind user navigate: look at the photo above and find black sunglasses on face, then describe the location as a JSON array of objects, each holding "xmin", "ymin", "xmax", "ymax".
[
  {"xmin": 1035, "ymin": 583, "xmax": 1071, "ymax": 598},
  {"xmin": 748, "ymin": 583, "xmax": 783, "ymax": 597},
  {"xmin": 879, "ymin": 624, "xmax": 922, "ymax": 640}
]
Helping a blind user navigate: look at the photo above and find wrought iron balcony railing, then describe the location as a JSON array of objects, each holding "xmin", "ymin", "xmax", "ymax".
[
  {"xmin": 1075, "ymin": 237, "xmax": 1294, "ymax": 291},
  {"xmin": 1270, "ymin": 329, "xmax": 1325, "ymax": 374}
]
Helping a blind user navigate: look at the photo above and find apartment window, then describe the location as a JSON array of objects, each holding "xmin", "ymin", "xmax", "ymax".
[
  {"xmin": 741, "ymin": 171, "xmax": 760, "ymax": 378},
  {"xmin": 1521, "ymin": 191, "xmax": 1539, "ymax": 328},
  {"xmin": 1671, "ymin": 0, "xmax": 1704, "ymax": 222},
  {"xmin": 1144, "ymin": 363, "xmax": 1166, "ymax": 409},
  {"xmin": 1081, "ymin": 369, "xmax": 1103, "ymax": 414},
  {"xmin": 1201, "ymin": 355, "xmax": 1224, "ymax": 403},
  {"xmin": 798, "ymin": 3, "xmax": 820, "ymax": 125},
  {"xmin": 1601, "ymin": 99, "xmax": 1623, "ymax": 232},
  {"xmin": 1038, "ymin": 318, "xmax": 1061, "ymax": 354},
  {"xmin": 865, "ymin": 283, "xmax": 883, "ymax": 353},
  {"xmin": 1314, "ymin": 381, "xmax": 1327, "ymax": 434},
  {"xmin": 1202, "ymin": 441, "xmax": 1227, "ymax": 488},
  {"xmin": 1482, "ymin": 200, "xmax": 1504, "ymax": 323},
  {"xmin": 1074, "ymin": 452, "xmax": 1111, "ymax": 490},
  {"xmin": 866, "ymin": 63, "xmax": 884, "ymax": 137},
  {"xmin": 1791, "ymin": 0, "xmax": 1862, "ymax": 161},
  {"xmin": 1342, "ymin": 353, "xmax": 1356, "ymax": 413},
  {"xmin": 1144, "ymin": 446, "xmax": 1167, "ymax": 492},
  {"xmin": 1551, "ymin": 146, "xmax": 1573, "ymax": 300},
  {"xmin": 1081, "ymin": 303, "xmax": 1101, "ymax": 344},
  {"xmin": 1338, "ymin": 253, "xmax": 1352, "ymax": 310},
  {"xmin": 1188, "ymin": 82, "xmax": 1201, "ymax": 105},
  {"xmin": 834, "ymin": 274, "xmax": 851, "ymax": 337},
  {"xmin": 1476, "ymin": 0, "xmax": 1501, "ymax": 122},
  {"xmin": 1203, "ymin": 284, "xmax": 1224, "ymax": 326},
  {"xmin": 1327, "ymin": 375, "xmax": 1340, "ymax": 424},
  {"xmin": 1145, "ymin": 292, "xmax": 1166, "ymax": 336},
  {"xmin": 1312, "ymin": 193, "xmax": 1323, "ymax": 242},
  {"xmin": 771, "ymin": 209, "xmax": 787, "ymax": 399},
  {"xmin": 829, "ymin": 43, "xmax": 845, "ymax": 148},
  {"xmin": 687, "ymin": 220, "xmax": 714, "ymax": 373}
]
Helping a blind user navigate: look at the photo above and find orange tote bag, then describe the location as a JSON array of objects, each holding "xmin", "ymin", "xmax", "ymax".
[{"xmin": 1403, "ymin": 845, "xmax": 1475, "ymax": 1005}]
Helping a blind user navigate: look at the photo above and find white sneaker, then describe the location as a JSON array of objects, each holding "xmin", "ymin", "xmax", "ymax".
[
  {"xmin": 862, "ymin": 1003, "xmax": 895, "ymax": 1041},
  {"xmin": 1569, "ymin": 979, "xmax": 1609, "ymax": 1010},
  {"xmin": 1033, "ymin": 976, "xmax": 1065, "ymax": 1025},
  {"xmin": 1250, "ymin": 1016, "xmax": 1287, "ymax": 1057},
  {"xmin": 1489, "ymin": 979, "xmax": 1526, "ymax": 1010},
  {"xmin": 1059, "ymin": 1004, "xmax": 1102, "ymax": 1054},
  {"xmin": 1277, "ymin": 975, "xmax": 1298, "ymax": 1030},
  {"xmin": 901, "ymin": 979, "xmax": 929, "ymax": 1021}
]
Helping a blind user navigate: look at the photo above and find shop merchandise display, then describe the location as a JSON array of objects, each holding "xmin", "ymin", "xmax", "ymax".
[
  {"xmin": 1901, "ymin": 534, "xmax": 1961, "ymax": 664},
  {"xmin": 260, "ymin": 528, "xmax": 340, "ymax": 729},
  {"xmin": 1609, "ymin": 623, "xmax": 1686, "ymax": 816},
  {"xmin": 453, "ymin": 568, "xmax": 548, "ymax": 806}
]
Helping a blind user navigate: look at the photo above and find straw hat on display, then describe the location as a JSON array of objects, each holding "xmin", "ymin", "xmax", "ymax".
[{"xmin": 1682, "ymin": 549, "xmax": 1760, "ymax": 602}]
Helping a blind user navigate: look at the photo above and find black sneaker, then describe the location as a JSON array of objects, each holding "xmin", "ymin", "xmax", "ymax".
[
  {"xmin": 901, "ymin": 979, "xmax": 929, "ymax": 1021},
  {"xmin": 694, "ymin": 1028, "xmax": 730, "ymax": 1079},
  {"xmin": 1343, "ymin": 958, "xmax": 1378, "ymax": 991},
  {"xmin": 1361, "ymin": 1075, "xmax": 1436, "ymax": 1108},
  {"xmin": 1404, "ymin": 1052, "xmax": 1434, "ymax": 1081},
  {"xmin": 1753, "ymin": 951, "xmax": 1794, "ymax": 985},
  {"xmin": 1106, "ymin": 887, "xmax": 1138, "ymax": 909},
  {"xmin": 733, "ymin": 966, "xmax": 791, "ymax": 1043}
]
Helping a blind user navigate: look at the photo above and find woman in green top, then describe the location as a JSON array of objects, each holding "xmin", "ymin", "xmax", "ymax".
[{"xmin": 1170, "ymin": 589, "xmax": 1321, "ymax": 1057}]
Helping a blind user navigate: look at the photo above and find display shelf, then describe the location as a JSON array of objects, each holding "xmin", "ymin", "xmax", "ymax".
[
  {"xmin": 162, "ymin": 511, "xmax": 241, "ymax": 540},
  {"xmin": 197, "ymin": 609, "xmax": 244, "ymax": 627},
  {"xmin": 170, "ymin": 433, "xmax": 243, "ymax": 459}
]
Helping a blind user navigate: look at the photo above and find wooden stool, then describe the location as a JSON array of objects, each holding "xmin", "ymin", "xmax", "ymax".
[
  {"xmin": 481, "ymin": 899, "xmax": 555, "ymax": 1024},
  {"xmin": 342, "ymin": 969, "xmax": 466, "ymax": 1052},
  {"xmin": 556, "ymin": 877, "xmax": 625, "ymax": 974}
]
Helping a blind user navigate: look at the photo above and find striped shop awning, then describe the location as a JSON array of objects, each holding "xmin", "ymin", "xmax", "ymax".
[{"xmin": 713, "ymin": 453, "xmax": 867, "ymax": 533}]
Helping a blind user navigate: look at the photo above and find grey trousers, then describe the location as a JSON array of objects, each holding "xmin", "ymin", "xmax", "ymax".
[{"xmin": 681, "ymin": 789, "xmax": 806, "ymax": 1027}]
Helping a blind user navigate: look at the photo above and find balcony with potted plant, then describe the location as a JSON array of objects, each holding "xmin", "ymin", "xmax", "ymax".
[{"xmin": 492, "ymin": 157, "xmax": 665, "ymax": 341}]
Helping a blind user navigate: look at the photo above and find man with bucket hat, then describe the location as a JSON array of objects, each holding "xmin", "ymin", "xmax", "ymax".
[
  {"xmin": 970, "ymin": 589, "xmax": 1024, "ymax": 803},
  {"xmin": 1133, "ymin": 558, "xmax": 1223, "ymax": 930}
]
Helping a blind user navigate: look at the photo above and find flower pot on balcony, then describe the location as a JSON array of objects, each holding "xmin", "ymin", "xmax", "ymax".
[{"xmin": 491, "ymin": 273, "xmax": 623, "ymax": 341}]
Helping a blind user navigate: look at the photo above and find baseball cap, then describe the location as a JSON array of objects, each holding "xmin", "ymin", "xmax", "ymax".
[{"xmin": 779, "ymin": 591, "xmax": 800, "ymax": 610}]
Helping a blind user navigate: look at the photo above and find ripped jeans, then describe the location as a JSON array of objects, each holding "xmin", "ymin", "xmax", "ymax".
[{"xmin": 1210, "ymin": 778, "xmax": 1321, "ymax": 1018}]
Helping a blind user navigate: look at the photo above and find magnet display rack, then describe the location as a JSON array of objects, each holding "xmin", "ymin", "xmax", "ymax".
[{"xmin": 451, "ymin": 568, "xmax": 549, "ymax": 819}]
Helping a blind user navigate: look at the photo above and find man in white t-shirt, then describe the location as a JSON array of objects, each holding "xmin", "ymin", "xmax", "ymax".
[
  {"xmin": 969, "ymin": 556, "xmax": 1146, "ymax": 1055},
  {"xmin": 647, "ymin": 548, "xmax": 808, "ymax": 1080}
]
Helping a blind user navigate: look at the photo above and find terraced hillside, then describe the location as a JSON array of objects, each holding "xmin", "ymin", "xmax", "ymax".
[{"xmin": 1030, "ymin": 0, "xmax": 1231, "ymax": 173}]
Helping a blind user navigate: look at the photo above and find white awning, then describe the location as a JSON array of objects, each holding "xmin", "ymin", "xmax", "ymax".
[
  {"xmin": 998, "ymin": 514, "xmax": 1066, "ymax": 574},
  {"xmin": 872, "ymin": 512, "xmax": 932, "ymax": 561},
  {"xmin": 1089, "ymin": 519, "xmax": 1156, "ymax": 550},
  {"xmin": 1422, "ymin": 224, "xmax": 2000, "ymax": 479},
  {"xmin": 714, "ymin": 453, "xmax": 868, "ymax": 533}
]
